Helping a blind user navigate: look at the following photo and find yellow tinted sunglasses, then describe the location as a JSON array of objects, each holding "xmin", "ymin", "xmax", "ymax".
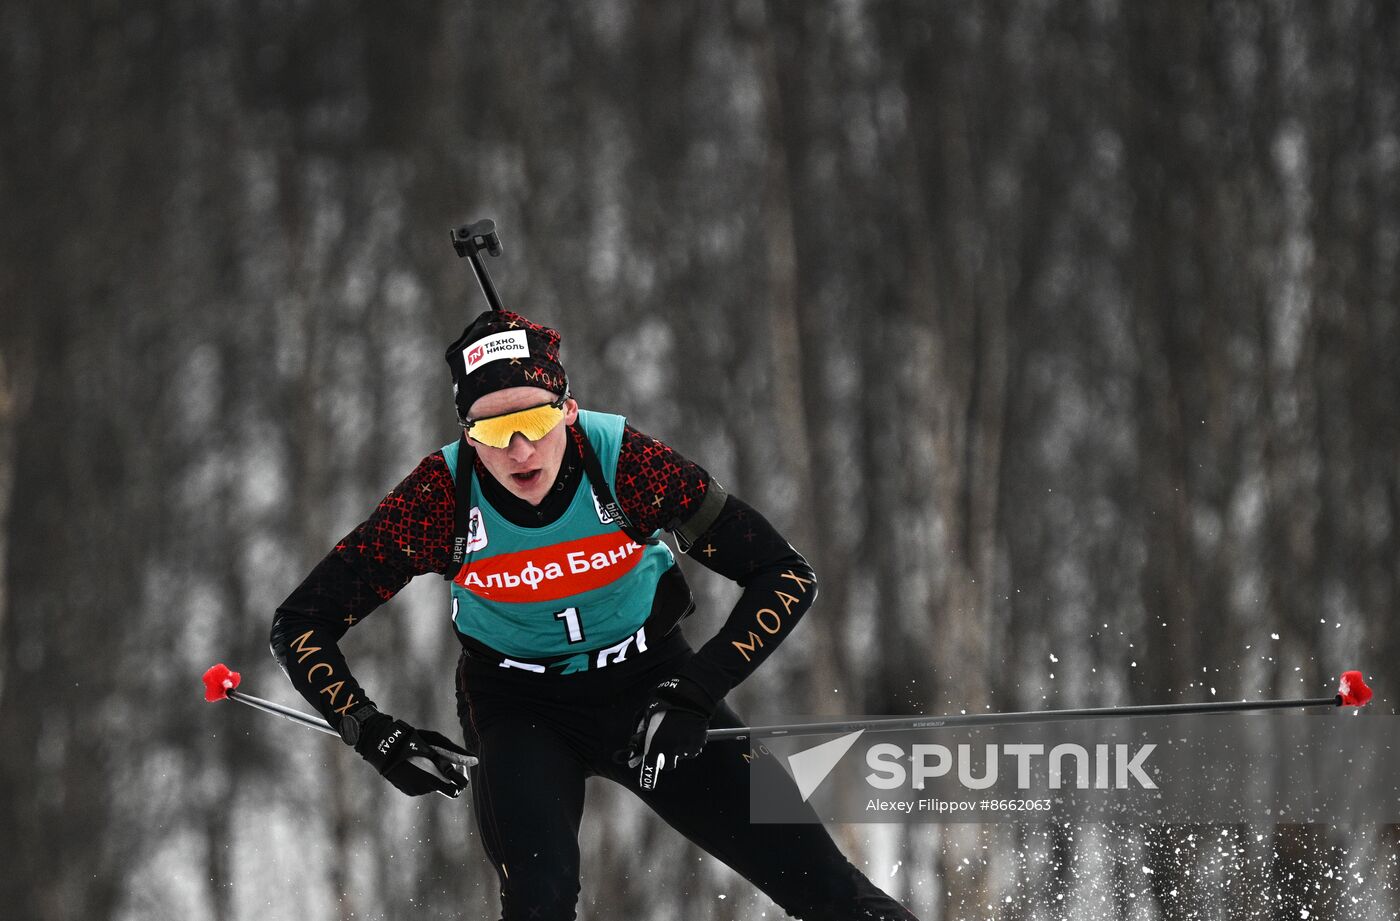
[{"xmin": 464, "ymin": 396, "xmax": 568, "ymax": 448}]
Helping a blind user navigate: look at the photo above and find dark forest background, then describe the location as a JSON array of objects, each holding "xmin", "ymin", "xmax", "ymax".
[{"xmin": 1, "ymin": 2, "xmax": 1397, "ymax": 919}]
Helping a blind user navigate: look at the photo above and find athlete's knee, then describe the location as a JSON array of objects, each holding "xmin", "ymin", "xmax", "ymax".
[
  {"xmin": 498, "ymin": 868, "xmax": 581, "ymax": 921},
  {"xmin": 772, "ymin": 862, "xmax": 920, "ymax": 921},
  {"xmin": 791, "ymin": 894, "xmax": 920, "ymax": 921},
  {"xmin": 800, "ymin": 898, "xmax": 920, "ymax": 921}
]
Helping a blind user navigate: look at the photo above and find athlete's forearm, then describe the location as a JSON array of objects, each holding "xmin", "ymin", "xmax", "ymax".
[
  {"xmin": 269, "ymin": 452, "xmax": 458, "ymax": 720},
  {"xmin": 270, "ymin": 551, "xmax": 386, "ymax": 722},
  {"xmin": 676, "ymin": 495, "xmax": 818, "ymax": 704}
]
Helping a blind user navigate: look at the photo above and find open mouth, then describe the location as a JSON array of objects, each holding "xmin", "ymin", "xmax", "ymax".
[{"xmin": 511, "ymin": 470, "xmax": 542, "ymax": 486}]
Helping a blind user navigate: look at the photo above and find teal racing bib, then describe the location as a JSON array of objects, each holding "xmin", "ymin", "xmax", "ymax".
[{"xmin": 442, "ymin": 411, "xmax": 675, "ymax": 672}]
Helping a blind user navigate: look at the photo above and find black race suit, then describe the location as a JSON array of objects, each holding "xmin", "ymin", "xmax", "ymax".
[{"xmin": 272, "ymin": 423, "xmax": 918, "ymax": 921}]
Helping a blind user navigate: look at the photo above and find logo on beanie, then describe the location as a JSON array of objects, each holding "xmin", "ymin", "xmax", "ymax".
[{"xmin": 463, "ymin": 330, "xmax": 530, "ymax": 373}]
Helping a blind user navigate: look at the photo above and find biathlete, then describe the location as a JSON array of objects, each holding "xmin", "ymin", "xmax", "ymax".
[{"xmin": 271, "ymin": 307, "xmax": 918, "ymax": 920}]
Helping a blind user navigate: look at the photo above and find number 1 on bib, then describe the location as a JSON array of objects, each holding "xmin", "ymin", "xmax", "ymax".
[{"xmin": 554, "ymin": 607, "xmax": 585, "ymax": 644}]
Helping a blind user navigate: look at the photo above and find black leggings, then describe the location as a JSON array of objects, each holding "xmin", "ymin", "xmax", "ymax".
[{"xmin": 457, "ymin": 637, "xmax": 918, "ymax": 921}]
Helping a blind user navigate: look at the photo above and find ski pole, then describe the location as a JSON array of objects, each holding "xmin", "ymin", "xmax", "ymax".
[
  {"xmin": 706, "ymin": 670, "xmax": 1374, "ymax": 743},
  {"xmin": 450, "ymin": 218, "xmax": 505, "ymax": 312},
  {"xmin": 202, "ymin": 663, "xmax": 477, "ymax": 770}
]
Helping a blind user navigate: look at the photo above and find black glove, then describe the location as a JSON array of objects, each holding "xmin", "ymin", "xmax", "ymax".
[
  {"xmin": 625, "ymin": 677, "xmax": 716, "ymax": 791},
  {"xmin": 339, "ymin": 703, "xmax": 471, "ymax": 798}
]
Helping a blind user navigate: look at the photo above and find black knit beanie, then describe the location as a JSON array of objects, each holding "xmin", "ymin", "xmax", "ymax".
[{"xmin": 445, "ymin": 310, "xmax": 569, "ymax": 422}]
